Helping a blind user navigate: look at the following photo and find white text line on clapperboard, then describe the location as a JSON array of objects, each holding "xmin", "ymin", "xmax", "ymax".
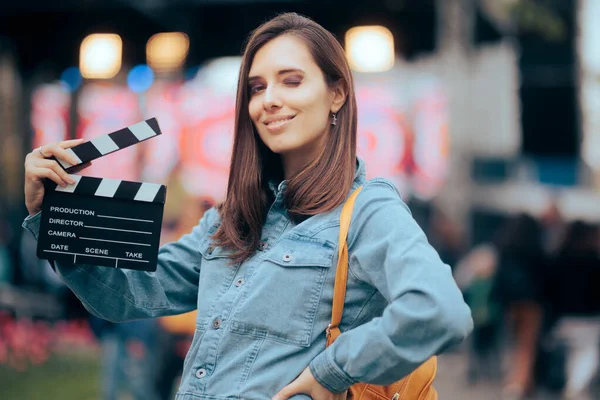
[{"xmin": 45, "ymin": 206, "xmax": 153, "ymax": 262}]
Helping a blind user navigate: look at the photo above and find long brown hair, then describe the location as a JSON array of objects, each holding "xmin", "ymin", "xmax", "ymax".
[{"xmin": 212, "ymin": 12, "xmax": 358, "ymax": 263}]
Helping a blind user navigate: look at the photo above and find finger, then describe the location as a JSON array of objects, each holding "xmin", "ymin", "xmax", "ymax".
[
  {"xmin": 42, "ymin": 143, "xmax": 82, "ymax": 166},
  {"xmin": 38, "ymin": 159, "xmax": 76, "ymax": 185},
  {"xmin": 32, "ymin": 139, "xmax": 83, "ymax": 159},
  {"xmin": 58, "ymin": 138, "xmax": 86, "ymax": 149},
  {"xmin": 30, "ymin": 166, "xmax": 70, "ymax": 187},
  {"xmin": 69, "ymin": 161, "xmax": 92, "ymax": 174},
  {"xmin": 273, "ymin": 382, "xmax": 304, "ymax": 400}
]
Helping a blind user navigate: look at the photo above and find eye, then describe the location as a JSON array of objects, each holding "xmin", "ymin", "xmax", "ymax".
[
  {"xmin": 283, "ymin": 77, "xmax": 303, "ymax": 86},
  {"xmin": 249, "ymin": 84, "xmax": 265, "ymax": 95}
]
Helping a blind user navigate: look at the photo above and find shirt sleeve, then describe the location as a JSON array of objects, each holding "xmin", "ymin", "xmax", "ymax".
[
  {"xmin": 309, "ymin": 179, "xmax": 473, "ymax": 393},
  {"xmin": 22, "ymin": 208, "xmax": 217, "ymax": 322}
]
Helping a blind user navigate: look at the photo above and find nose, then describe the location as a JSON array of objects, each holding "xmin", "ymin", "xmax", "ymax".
[{"xmin": 263, "ymin": 86, "xmax": 282, "ymax": 110}]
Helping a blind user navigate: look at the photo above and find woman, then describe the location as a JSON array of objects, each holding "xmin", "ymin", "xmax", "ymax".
[
  {"xmin": 23, "ymin": 13, "xmax": 472, "ymax": 399},
  {"xmin": 491, "ymin": 214, "xmax": 545, "ymax": 399}
]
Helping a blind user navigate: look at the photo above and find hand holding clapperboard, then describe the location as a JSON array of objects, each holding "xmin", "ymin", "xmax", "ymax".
[{"xmin": 37, "ymin": 118, "xmax": 166, "ymax": 271}]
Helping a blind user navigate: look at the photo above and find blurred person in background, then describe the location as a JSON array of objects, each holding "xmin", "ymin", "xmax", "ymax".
[
  {"xmin": 544, "ymin": 221, "xmax": 600, "ymax": 400},
  {"xmin": 534, "ymin": 197, "xmax": 567, "ymax": 391},
  {"xmin": 454, "ymin": 242, "xmax": 503, "ymax": 385},
  {"xmin": 89, "ymin": 316, "xmax": 160, "ymax": 400},
  {"xmin": 428, "ymin": 208, "xmax": 466, "ymax": 271},
  {"xmin": 539, "ymin": 198, "xmax": 567, "ymax": 259},
  {"xmin": 491, "ymin": 214, "xmax": 545, "ymax": 400},
  {"xmin": 21, "ymin": 13, "xmax": 472, "ymax": 399}
]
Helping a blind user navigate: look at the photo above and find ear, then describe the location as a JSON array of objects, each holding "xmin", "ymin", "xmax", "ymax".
[{"xmin": 330, "ymin": 80, "xmax": 347, "ymax": 114}]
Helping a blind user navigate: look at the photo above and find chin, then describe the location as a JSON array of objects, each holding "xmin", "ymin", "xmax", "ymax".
[
  {"xmin": 263, "ymin": 138, "xmax": 299, "ymax": 155},
  {"xmin": 267, "ymin": 145, "xmax": 296, "ymax": 156}
]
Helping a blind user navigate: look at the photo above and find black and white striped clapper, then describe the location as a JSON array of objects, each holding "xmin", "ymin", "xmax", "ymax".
[
  {"xmin": 37, "ymin": 175, "xmax": 166, "ymax": 271},
  {"xmin": 56, "ymin": 118, "xmax": 162, "ymax": 170}
]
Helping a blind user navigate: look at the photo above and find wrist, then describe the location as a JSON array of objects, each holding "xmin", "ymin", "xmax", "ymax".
[
  {"xmin": 26, "ymin": 204, "xmax": 41, "ymax": 217},
  {"xmin": 309, "ymin": 349, "xmax": 355, "ymax": 393}
]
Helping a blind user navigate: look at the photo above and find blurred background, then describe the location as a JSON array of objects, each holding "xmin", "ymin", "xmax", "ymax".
[{"xmin": 1, "ymin": 0, "xmax": 600, "ymax": 399}]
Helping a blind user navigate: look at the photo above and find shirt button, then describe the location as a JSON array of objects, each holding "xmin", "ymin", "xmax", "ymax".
[
  {"xmin": 282, "ymin": 253, "xmax": 293, "ymax": 262},
  {"xmin": 212, "ymin": 318, "xmax": 222, "ymax": 329},
  {"xmin": 258, "ymin": 240, "xmax": 268, "ymax": 251},
  {"xmin": 207, "ymin": 246, "xmax": 214, "ymax": 255},
  {"xmin": 195, "ymin": 368, "xmax": 207, "ymax": 379},
  {"xmin": 235, "ymin": 277, "xmax": 245, "ymax": 287}
]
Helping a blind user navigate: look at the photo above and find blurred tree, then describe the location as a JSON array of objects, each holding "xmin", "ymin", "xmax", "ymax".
[{"xmin": 480, "ymin": 0, "xmax": 567, "ymax": 42}]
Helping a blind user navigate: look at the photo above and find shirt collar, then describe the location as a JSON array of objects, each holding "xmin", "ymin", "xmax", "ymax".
[
  {"xmin": 268, "ymin": 179, "xmax": 287, "ymax": 198},
  {"xmin": 354, "ymin": 157, "xmax": 366, "ymax": 186}
]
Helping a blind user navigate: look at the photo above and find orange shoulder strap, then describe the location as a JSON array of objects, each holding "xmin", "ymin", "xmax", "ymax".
[{"xmin": 326, "ymin": 186, "xmax": 363, "ymax": 347}]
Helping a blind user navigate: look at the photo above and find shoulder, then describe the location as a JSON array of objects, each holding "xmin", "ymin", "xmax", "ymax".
[
  {"xmin": 201, "ymin": 206, "xmax": 221, "ymax": 233},
  {"xmin": 363, "ymin": 177, "xmax": 401, "ymax": 193},
  {"xmin": 354, "ymin": 177, "xmax": 409, "ymax": 212},
  {"xmin": 347, "ymin": 177, "xmax": 417, "ymax": 244}
]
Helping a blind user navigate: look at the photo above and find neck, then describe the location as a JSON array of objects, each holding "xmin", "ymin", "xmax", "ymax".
[
  {"xmin": 281, "ymin": 130, "xmax": 329, "ymax": 180},
  {"xmin": 282, "ymin": 154, "xmax": 306, "ymax": 180}
]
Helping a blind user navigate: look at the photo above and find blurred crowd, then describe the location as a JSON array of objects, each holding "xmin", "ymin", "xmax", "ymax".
[{"xmin": 453, "ymin": 202, "xmax": 600, "ymax": 400}]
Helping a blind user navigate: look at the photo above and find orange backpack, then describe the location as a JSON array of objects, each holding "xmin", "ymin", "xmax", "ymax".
[{"xmin": 326, "ymin": 186, "xmax": 438, "ymax": 400}]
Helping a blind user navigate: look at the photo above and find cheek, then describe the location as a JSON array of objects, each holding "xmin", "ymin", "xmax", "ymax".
[
  {"xmin": 248, "ymin": 98, "xmax": 261, "ymax": 123},
  {"xmin": 296, "ymin": 88, "xmax": 330, "ymax": 121},
  {"xmin": 305, "ymin": 100, "xmax": 331, "ymax": 129}
]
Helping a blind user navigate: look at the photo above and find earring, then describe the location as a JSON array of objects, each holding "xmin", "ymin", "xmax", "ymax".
[{"xmin": 331, "ymin": 112, "xmax": 337, "ymax": 126}]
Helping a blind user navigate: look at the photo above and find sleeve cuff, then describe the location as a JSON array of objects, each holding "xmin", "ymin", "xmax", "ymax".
[
  {"xmin": 309, "ymin": 347, "xmax": 356, "ymax": 393},
  {"xmin": 22, "ymin": 212, "xmax": 42, "ymax": 241}
]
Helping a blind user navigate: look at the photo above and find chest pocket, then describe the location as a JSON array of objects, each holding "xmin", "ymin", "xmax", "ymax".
[{"xmin": 230, "ymin": 236, "xmax": 336, "ymax": 347}]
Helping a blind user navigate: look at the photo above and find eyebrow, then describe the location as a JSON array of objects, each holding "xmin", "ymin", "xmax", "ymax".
[{"xmin": 248, "ymin": 68, "xmax": 305, "ymax": 83}]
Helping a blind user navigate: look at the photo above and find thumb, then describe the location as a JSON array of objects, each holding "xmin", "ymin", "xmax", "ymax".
[{"xmin": 273, "ymin": 381, "xmax": 303, "ymax": 400}]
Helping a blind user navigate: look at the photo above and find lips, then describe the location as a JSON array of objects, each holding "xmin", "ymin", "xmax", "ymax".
[
  {"xmin": 263, "ymin": 115, "xmax": 295, "ymax": 126},
  {"xmin": 263, "ymin": 115, "xmax": 295, "ymax": 132}
]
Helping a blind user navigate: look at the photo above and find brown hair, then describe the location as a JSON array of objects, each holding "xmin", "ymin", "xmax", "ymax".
[{"xmin": 212, "ymin": 12, "xmax": 357, "ymax": 263}]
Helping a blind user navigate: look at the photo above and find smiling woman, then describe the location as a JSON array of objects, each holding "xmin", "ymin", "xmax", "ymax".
[{"xmin": 23, "ymin": 12, "xmax": 472, "ymax": 400}]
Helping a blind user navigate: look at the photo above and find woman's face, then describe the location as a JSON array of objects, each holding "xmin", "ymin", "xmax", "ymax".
[{"xmin": 248, "ymin": 34, "xmax": 336, "ymax": 175}]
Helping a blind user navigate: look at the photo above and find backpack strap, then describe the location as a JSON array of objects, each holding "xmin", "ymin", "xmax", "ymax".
[{"xmin": 326, "ymin": 186, "xmax": 363, "ymax": 347}]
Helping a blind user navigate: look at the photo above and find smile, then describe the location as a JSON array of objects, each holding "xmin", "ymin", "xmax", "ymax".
[{"xmin": 264, "ymin": 116, "xmax": 295, "ymax": 132}]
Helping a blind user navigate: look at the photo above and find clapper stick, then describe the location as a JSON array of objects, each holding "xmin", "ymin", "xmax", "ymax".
[
  {"xmin": 56, "ymin": 118, "xmax": 162, "ymax": 170},
  {"xmin": 37, "ymin": 117, "xmax": 167, "ymax": 271}
]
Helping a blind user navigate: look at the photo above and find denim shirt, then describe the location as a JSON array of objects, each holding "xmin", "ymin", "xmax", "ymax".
[{"xmin": 23, "ymin": 159, "xmax": 473, "ymax": 399}]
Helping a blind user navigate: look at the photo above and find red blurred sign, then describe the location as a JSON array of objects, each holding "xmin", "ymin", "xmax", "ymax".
[
  {"xmin": 141, "ymin": 81, "xmax": 184, "ymax": 183},
  {"xmin": 410, "ymin": 83, "xmax": 449, "ymax": 200},
  {"xmin": 356, "ymin": 84, "xmax": 411, "ymax": 195},
  {"xmin": 31, "ymin": 84, "xmax": 71, "ymax": 149},
  {"xmin": 177, "ymin": 83, "xmax": 235, "ymax": 201}
]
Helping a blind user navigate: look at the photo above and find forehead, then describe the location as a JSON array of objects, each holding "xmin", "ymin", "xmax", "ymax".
[{"xmin": 248, "ymin": 34, "xmax": 320, "ymax": 77}]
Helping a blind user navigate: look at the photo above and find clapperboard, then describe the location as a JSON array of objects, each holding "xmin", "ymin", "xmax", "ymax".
[{"xmin": 37, "ymin": 118, "xmax": 166, "ymax": 271}]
